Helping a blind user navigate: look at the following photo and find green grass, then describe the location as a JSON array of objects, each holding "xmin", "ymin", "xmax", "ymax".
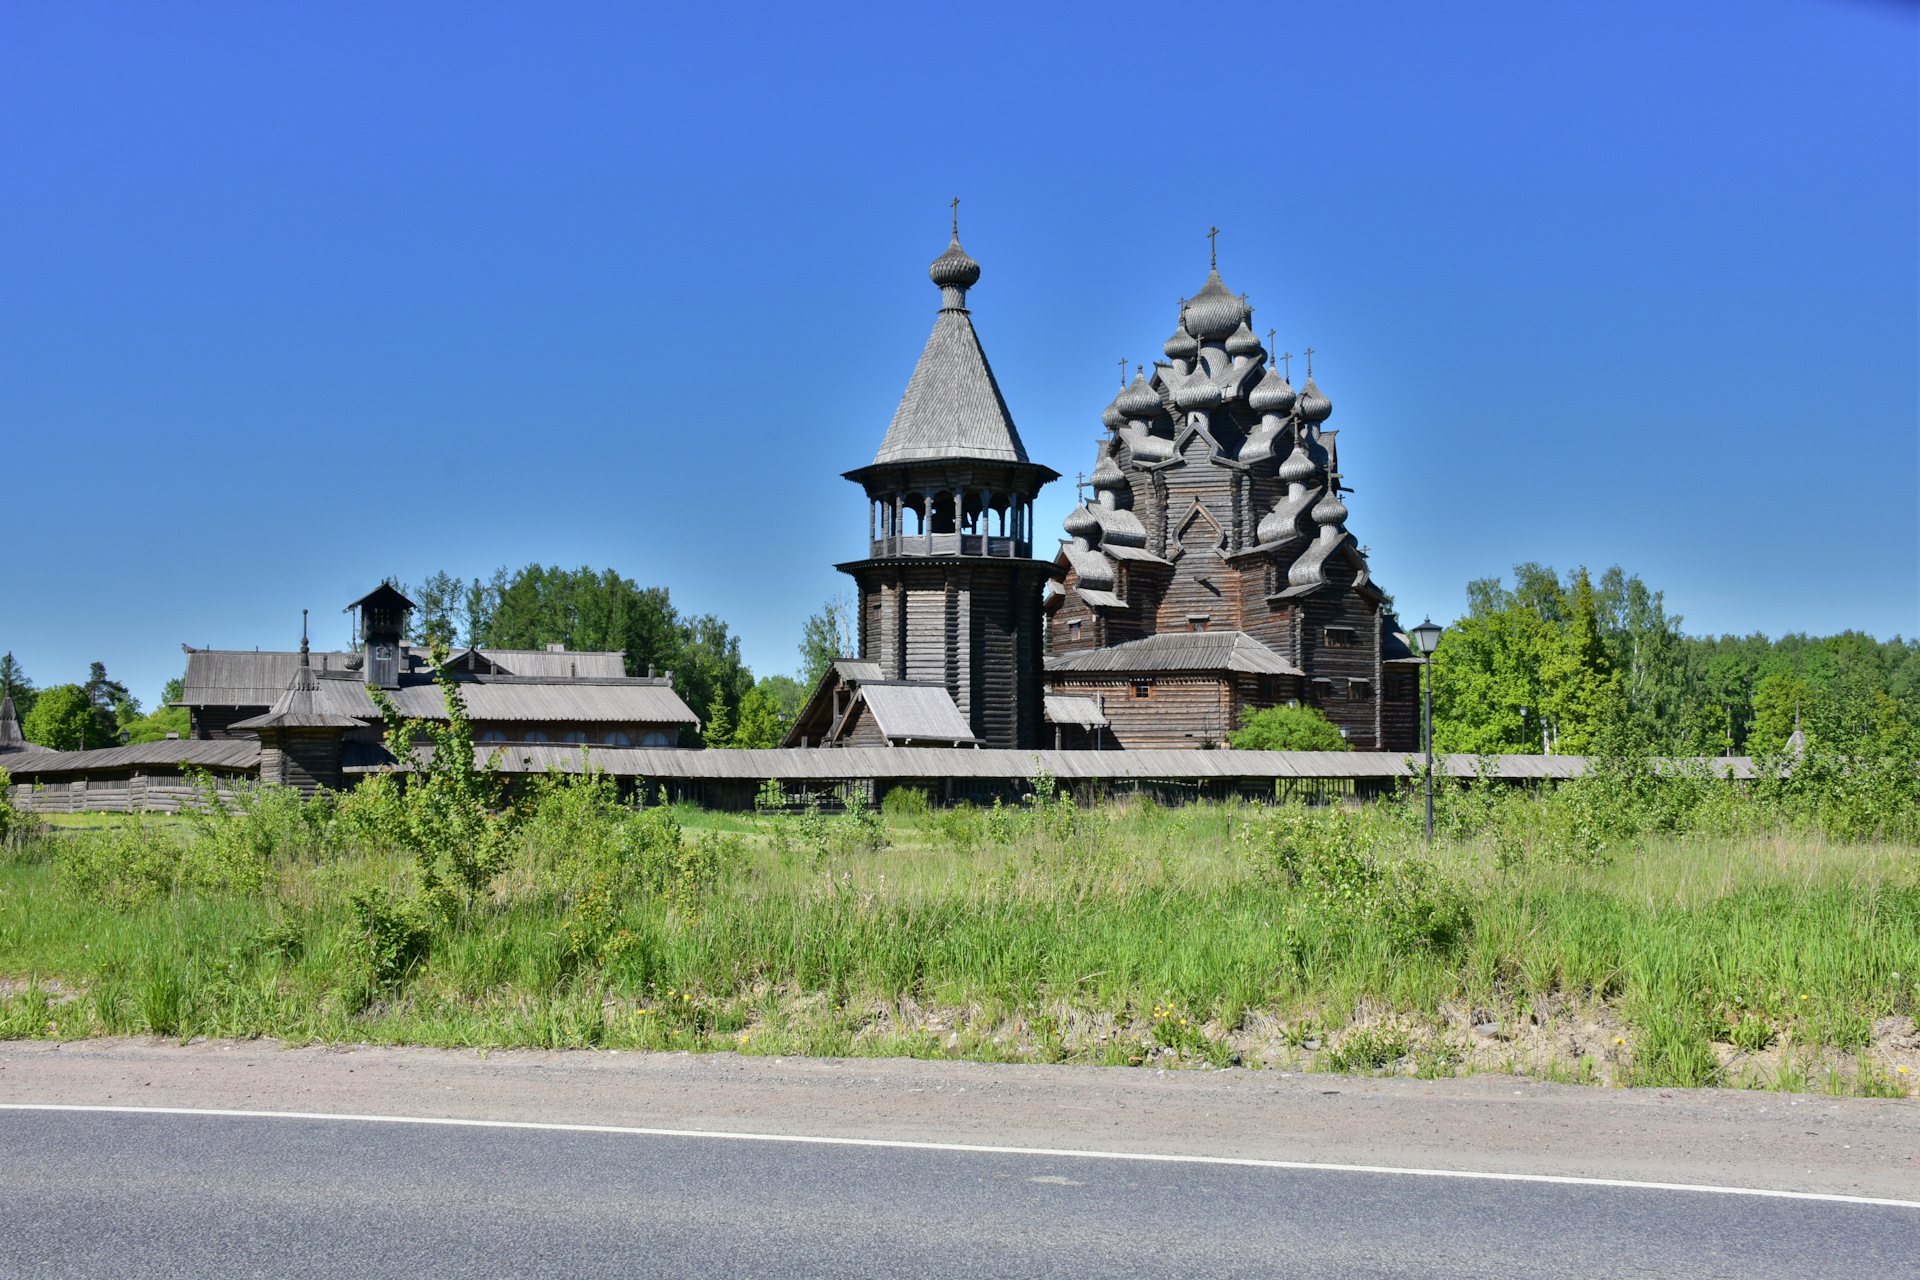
[{"xmin": 0, "ymin": 791, "xmax": 1914, "ymax": 1094}]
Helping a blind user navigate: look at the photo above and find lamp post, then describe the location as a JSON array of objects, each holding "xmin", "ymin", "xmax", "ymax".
[{"xmin": 1408, "ymin": 617, "xmax": 1444, "ymax": 844}]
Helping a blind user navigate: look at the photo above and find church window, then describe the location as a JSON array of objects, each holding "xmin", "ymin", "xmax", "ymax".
[
  {"xmin": 1068, "ymin": 620, "xmax": 1081, "ymax": 642},
  {"xmin": 1348, "ymin": 680, "xmax": 1373, "ymax": 702},
  {"xmin": 525, "ymin": 730, "xmax": 549, "ymax": 743},
  {"xmin": 1386, "ymin": 676, "xmax": 1412, "ymax": 699},
  {"xmin": 1188, "ymin": 616, "xmax": 1210, "ymax": 632},
  {"xmin": 640, "ymin": 731, "xmax": 673, "ymax": 748},
  {"xmin": 1133, "ymin": 682, "xmax": 1152, "ymax": 699},
  {"xmin": 561, "ymin": 731, "xmax": 587, "ymax": 744},
  {"xmin": 1324, "ymin": 626, "xmax": 1357, "ymax": 648}
]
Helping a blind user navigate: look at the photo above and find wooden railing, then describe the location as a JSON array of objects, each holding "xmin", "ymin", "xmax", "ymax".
[{"xmin": 870, "ymin": 534, "xmax": 1030, "ymax": 559}]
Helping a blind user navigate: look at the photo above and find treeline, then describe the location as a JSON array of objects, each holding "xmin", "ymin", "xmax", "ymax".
[
  {"xmin": 404, "ymin": 566, "xmax": 810, "ymax": 749},
  {"xmin": 1432, "ymin": 564, "xmax": 1919, "ymax": 759},
  {"xmin": 0, "ymin": 655, "xmax": 187, "ymax": 750}
]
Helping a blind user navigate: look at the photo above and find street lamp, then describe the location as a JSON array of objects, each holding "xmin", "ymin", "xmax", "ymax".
[{"xmin": 1408, "ymin": 617, "xmax": 1444, "ymax": 844}]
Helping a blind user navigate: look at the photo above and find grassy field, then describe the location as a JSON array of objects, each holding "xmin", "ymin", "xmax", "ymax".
[{"xmin": 1, "ymin": 778, "xmax": 1915, "ymax": 1095}]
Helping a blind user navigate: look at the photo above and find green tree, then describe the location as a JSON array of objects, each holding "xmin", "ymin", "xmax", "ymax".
[
  {"xmin": 756, "ymin": 674, "xmax": 806, "ymax": 721},
  {"xmin": 1432, "ymin": 565, "xmax": 1621, "ymax": 753},
  {"xmin": 730, "ymin": 686, "xmax": 787, "ymax": 748},
  {"xmin": 798, "ymin": 595, "xmax": 855, "ymax": 692},
  {"xmin": 702, "ymin": 693, "xmax": 734, "ymax": 749},
  {"xmin": 22, "ymin": 685, "xmax": 113, "ymax": 751},
  {"xmin": 1228, "ymin": 703, "xmax": 1349, "ymax": 751}
]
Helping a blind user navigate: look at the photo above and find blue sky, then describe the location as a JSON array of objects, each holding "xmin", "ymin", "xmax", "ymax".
[{"xmin": 3, "ymin": 0, "xmax": 1914, "ymax": 707}]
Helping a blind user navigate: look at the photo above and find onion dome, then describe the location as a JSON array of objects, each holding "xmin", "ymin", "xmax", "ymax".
[
  {"xmin": 1296, "ymin": 376, "xmax": 1332, "ymax": 424},
  {"xmin": 1278, "ymin": 439, "xmax": 1316, "ymax": 485},
  {"xmin": 1174, "ymin": 377, "xmax": 1224, "ymax": 410},
  {"xmin": 1101, "ymin": 396, "xmax": 1127, "ymax": 430},
  {"xmin": 1116, "ymin": 372, "xmax": 1163, "ymax": 420},
  {"xmin": 1248, "ymin": 366, "xmax": 1297, "ymax": 415},
  {"xmin": 1091, "ymin": 452, "xmax": 1126, "ymax": 489},
  {"xmin": 1225, "ymin": 322, "xmax": 1262, "ymax": 357},
  {"xmin": 1063, "ymin": 504, "xmax": 1100, "ymax": 539},
  {"xmin": 928, "ymin": 235, "xmax": 981, "ymax": 290},
  {"xmin": 1312, "ymin": 484, "xmax": 1348, "ymax": 528},
  {"xmin": 1163, "ymin": 324, "xmax": 1199, "ymax": 362},
  {"xmin": 1183, "ymin": 269, "xmax": 1248, "ymax": 341}
]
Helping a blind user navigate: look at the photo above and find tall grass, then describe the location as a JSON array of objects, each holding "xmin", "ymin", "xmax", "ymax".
[{"xmin": 0, "ymin": 769, "xmax": 1914, "ymax": 1092}]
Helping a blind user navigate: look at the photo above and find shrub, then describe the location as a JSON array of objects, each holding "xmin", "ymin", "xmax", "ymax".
[
  {"xmin": 56, "ymin": 822, "xmax": 188, "ymax": 907},
  {"xmin": 881, "ymin": 787, "xmax": 930, "ymax": 819},
  {"xmin": 1228, "ymin": 704, "xmax": 1349, "ymax": 752},
  {"xmin": 1240, "ymin": 805, "xmax": 1471, "ymax": 952}
]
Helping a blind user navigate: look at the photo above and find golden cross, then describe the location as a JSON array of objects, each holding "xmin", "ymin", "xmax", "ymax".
[
  {"xmin": 1207, "ymin": 226, "xmax": 1219, "ymax": 268},
  {"xmin": 950, "ymin": 196, "xmax": 960, "ymax": 236},
  {"xmin": 1303, "ymin": 346, "xmax": 1315, "ymax": 377}
]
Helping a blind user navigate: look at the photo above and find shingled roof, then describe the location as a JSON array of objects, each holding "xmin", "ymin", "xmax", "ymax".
[
  {"xmin": 1045, "ymin": 630, "xmax": 1305, "ymax": 677},
  {"xmin": 871, "ymin": 236, "xmax": 1031, "ymax": 466}
]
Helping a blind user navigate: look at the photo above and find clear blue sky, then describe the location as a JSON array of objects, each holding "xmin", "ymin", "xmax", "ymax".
[{"xmin": 3, "ymin": 1, "xmax": 1915, "ymax": 708}]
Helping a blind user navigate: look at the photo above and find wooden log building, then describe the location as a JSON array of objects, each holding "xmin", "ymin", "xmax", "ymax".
[{"xmin": 1044, "ymin": 256, "xmax": 1423, "ymax": 750}]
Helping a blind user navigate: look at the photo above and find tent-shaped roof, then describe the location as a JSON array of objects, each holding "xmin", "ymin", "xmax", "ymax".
[
  {"xmin": 231, "ymin": 644, "xmax": 364, "ymax": 731},
  {"xmin": 869, "ymin": 236, "xmax": 1035, "ymax": 468}
]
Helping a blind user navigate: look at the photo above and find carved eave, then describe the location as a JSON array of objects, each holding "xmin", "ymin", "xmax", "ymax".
[
  {"xmin": 842, "ymin": 457, "xmax": 1060, "ymax": 493},
  {"xmin": 834, "ymin": 555, "xmax": 1063, "ymax": 580}
]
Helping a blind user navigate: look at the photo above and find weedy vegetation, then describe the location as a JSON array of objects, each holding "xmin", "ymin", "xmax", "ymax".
[{"xmin": 0, "ymin": 712, "xmax": 1915, "ymax": 1095}]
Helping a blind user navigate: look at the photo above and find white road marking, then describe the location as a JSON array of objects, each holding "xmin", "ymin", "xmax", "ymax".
[{"xmin": 1, "ymin": 1102, "xmax": 1914, "ymax": 1210}]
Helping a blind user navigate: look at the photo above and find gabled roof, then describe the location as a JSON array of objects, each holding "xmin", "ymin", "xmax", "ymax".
[
  {"xmin": 857, "ymin": 682, "xmax": 980, "ymax": 744},
  {"xmin": 344, "ymin": 584, "xmax": 417, "ymax": 614},
  {"xmin": 873, "ymin": 308, "xmax": 1030, "ymax": 466},
  {"xmin": 1045, "ymin": 631, "xmax": 1305, "ymax": 677}
]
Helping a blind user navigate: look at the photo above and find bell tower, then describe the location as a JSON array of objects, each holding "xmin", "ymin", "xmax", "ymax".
[
  {"xmin": 836, "ymin": 225, "xmax": 1058, "ymax": 748},
  {"xmin": 345, "ymin": 583, "xmax": 416, "ymax": 690}
]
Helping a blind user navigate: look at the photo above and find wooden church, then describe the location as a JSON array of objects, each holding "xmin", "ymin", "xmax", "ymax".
[
  {"xmin": 1044, "ymin": 251, "xmax": 1423, "ymax": 751},
  {"xmin": 791, "ymin": 225, "xmax": 1423, "ymax": 754}
]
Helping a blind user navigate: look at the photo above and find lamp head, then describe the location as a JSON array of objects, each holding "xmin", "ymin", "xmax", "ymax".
[{"xmin": 1409, "ymin": 617, "xmax": 1444, "ymax": 656}]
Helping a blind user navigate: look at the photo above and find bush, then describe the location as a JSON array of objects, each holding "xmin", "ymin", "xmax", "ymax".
[
  {"xmin": 1240, "ymin": 805, "xmax": 1471, "ymax": 952},
  {"xmin": 881, "ymin": 787, "xmax": 930, "ymax": 819},
  {"xmin": 56, "ymin": 823, "xmax": 190, "ymax": 907},
  {"xmin": 1228, "ymin": 704, "xmax": 1349, "ymax": 751}
]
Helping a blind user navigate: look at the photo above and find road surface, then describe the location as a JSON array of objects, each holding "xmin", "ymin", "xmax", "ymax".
[{"xmin": 0, "ymin": 1041, "xmax": 1913, "ymax": 1277}]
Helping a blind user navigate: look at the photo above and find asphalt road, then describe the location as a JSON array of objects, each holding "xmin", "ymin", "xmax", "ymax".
[{"xmin": 1, "ymin": 1108, "xmax": 1914, "ymax": 1279}]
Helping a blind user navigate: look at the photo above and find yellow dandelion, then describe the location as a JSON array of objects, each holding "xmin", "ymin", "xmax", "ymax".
[
  {"xmin": 1614, "ymin": 1037, "xmax": 1625, "ymax": 1045},
  {"xmin": 1900, "ymin": 1067, "xmax": 1910, "ymax": 1075}
]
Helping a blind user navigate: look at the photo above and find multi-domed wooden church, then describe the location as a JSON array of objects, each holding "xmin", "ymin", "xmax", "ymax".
[{"xmin": 786, "ymin": 225, "xmax": 1422, "ymax": 753}]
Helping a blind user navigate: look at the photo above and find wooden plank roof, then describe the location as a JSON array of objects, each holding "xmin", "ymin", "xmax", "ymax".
[{"xmin": 1045, "ymin": 631, "xmax": 1305, "ymax": 677}]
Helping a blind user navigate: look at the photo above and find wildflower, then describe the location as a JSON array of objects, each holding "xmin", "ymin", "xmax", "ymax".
[{"xmin": 1614, "ymin": 1037, "xmax": 1625, "ymax": 1045}]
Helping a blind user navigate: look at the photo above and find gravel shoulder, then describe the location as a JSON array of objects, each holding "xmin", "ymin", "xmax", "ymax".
[{"xmin": 2, "ymin": 1038, "xmax": 1915, "ymax": 1200}]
